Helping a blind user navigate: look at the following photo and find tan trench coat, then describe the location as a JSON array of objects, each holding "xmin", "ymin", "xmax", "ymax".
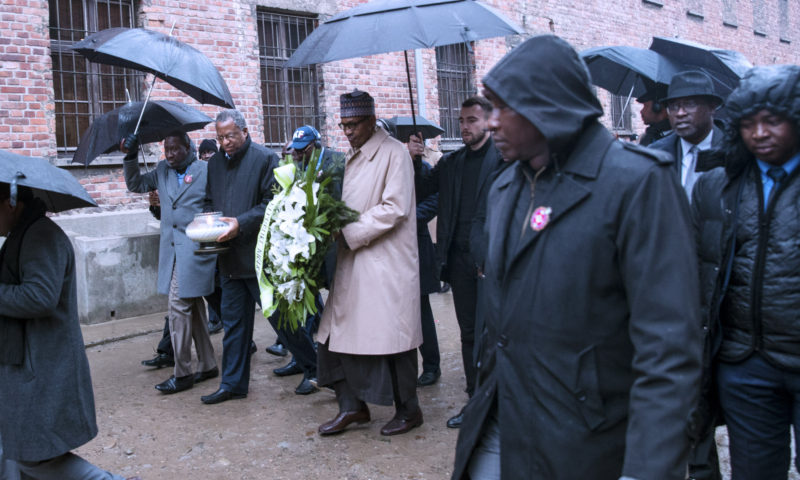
[{"xmin": 318, "ymin": 127, "xmax": 422, "ymax": 355}]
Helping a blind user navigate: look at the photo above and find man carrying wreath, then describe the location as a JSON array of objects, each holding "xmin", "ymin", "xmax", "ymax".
[{"xmin": 316, "ymin": 90, "xmax": 424, "ymax": 436}]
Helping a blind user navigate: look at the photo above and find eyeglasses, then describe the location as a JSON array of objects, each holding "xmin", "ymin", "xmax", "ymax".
[
  {"xmin": 216, "ymin": 132, "xmax": 241, "ymax": 143},
  {"xmin": 338, "ymin": 117, "xmax": 369, "ymax": 131},
  {"xmin": 666, "ymin": 99, "xmax": 701, "ymax": 114}
]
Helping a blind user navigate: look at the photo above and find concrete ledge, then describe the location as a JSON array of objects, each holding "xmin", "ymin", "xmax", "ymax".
[{"xmin": 54, "ymin": 209, "xmax": 165, "ymax": 324}]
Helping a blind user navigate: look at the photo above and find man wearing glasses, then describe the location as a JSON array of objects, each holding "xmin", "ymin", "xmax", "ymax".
[
  {"xmin": 650, "ymin": 71, "xmax": 724, "ymax": 200},
  {"xmin": 200, "ymin": 109, "xmax": 283, "ymax": 405},
  {"xmin": 315, "ymin": 90, "xmax": 424, "ymax": 437}
]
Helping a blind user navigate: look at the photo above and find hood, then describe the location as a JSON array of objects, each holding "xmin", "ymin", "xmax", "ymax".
[
  {"xmin": 722, "ymin": 64, "xmax": 800, "ymax": 175},
  {"xmin": 482, "ymin": 35, "xmax": 603, "ymax": 154}
]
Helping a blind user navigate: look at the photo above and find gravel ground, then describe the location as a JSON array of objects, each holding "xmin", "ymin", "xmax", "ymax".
[{"xmin": 74, "ymin": 290, "xmax": 800, "ymax": 479}]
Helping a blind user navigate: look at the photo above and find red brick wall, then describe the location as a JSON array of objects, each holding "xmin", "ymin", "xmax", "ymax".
[
  {"xmin": 1, "ymin": 0, "xmax": 798, "ymax": 208},
  {"xmin": 0, "ymin": 0, "xmax": 54, "ymax": 158}
]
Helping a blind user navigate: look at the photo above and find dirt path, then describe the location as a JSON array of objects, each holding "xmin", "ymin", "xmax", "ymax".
[{"xmin": 77, "ymin": 292, "xmax": 465, "ymax": 480}]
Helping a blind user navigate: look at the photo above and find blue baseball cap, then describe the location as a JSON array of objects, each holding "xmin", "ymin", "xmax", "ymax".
[{"xmin": 289, "ymin": 125, "xmax": 320, "ymax": 150}]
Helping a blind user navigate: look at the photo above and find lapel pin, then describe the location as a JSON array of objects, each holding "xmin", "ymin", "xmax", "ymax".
[
  {"xmin": 530, "ymin": 206, "xmax": 552, "ymax": 231},
  {"xmin": 184, "ymin": 174, "xmax": 193, "ymax": 184}
]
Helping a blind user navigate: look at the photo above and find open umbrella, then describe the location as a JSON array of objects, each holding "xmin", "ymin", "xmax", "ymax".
[
  {"xmin": 0, "ymin": 150, "xmax": 97, "ymax": 212},
  {"xmin": 72, "ymin": 100, "xmax": 213, "ymax": 166},
  {"xmin": 581, "ymin": 46, "xmax": 682, "ymax": 98},
  {"xmin": 649, "ymin": 36, "xmax": 753, "ymax": 99},
  {"xmin": 72, "ymin": 27, "xmax": 235, "ymax": 109},
  {"xmin": 384, "ymin": 115, "xmax": 444, "ymax": 141},
  {"xmin": 285, "ymin": 0, "xmax": 523, "ymax": 130}
]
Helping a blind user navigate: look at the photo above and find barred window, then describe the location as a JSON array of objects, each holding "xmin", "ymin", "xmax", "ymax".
[
  {"xmin": 257, "ymin": 10, "xmax": 322, "ymax": 150},
  {"xmin": 49, "ymin": 0, "xmax": 142, "ymax": 153},
  {"xmin": 610, "ymin": 94, "xmax": 633, "ymax": 133},
  {"xmin": 436, "ymin": 43, "xmax": 475, "ymax": 145}
]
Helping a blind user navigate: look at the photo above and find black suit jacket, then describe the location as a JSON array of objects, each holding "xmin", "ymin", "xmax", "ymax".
[
  {"xmin": 648, "ymin": 125, "xmax": 724, "ymax": 176},
  {"xmin": 415, "ymin": 136, "xmax": 505, "ymax": 281}
]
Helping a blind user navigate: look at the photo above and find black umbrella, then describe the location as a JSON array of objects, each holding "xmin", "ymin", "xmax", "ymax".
[
  {"xmin": 581, "ymin": 46, "xmax": 682, "ymax": 98},
  {"xmin": 384, "ymin": 115, "xmax": 445, "ymax": 141},
  {"xmin": 285, "ymin": 0, "xmax": 523, "ymax": 131},
  {"xmin": 0, "ymin": 150, "xmax": 97, "ymax": 212},
  {"xmin": 649, "ymin": 36, "xmax": 753, "ymax": 99},
  {"xmin": 72, "ymin": 27, "xmax": 235, "ymax": 109},
  {"xmin": 72, "ymin": 100, "xmax": 213, "ymax": 166}
]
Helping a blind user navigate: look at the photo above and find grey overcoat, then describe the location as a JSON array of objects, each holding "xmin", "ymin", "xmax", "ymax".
[
  {"xmin": 124, "ymin": 156, "xmax": 216, "ymax": 298},
  {"xmin": 0, "ymin": 205, "xmax": 98, "ymax": 462}
]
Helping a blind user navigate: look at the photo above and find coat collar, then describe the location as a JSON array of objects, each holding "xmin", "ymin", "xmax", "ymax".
[
  {"xmin": 489, "ymin": 124, "xmax": 612, "ymax": 275},
  {"xmin": 346, "ymin": 126, "xmax": 388, "ymax": 164}
]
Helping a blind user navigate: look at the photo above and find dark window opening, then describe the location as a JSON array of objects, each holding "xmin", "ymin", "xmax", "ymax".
[
  {"xmin": 49, "ymin": 0, "xmax": 142, "ymax": 153},
  {"xmin": 436, "ymin": 43, "xmax": 476, "ymax": 146},
  {"xmin": 257, "ymin": 10, "xmax": 322, "ymax": 150}
]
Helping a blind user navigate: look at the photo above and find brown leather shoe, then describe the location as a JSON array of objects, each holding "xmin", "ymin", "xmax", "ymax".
[
  {"xmin": 318, "ymin": 408, "xmax": 371, "ymax": 435},
  {"xmin": 380, "ymin": 408, "xmax": 424, "ymax": 436}
]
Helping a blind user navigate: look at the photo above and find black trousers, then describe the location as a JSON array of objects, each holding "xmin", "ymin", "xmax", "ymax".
[
  {"xmin": 448, "ymin": 247, "xmax": 478, "ymax": 397},
  {"xmin": 418, "ymin": 294, "xmax": 440, "ymax": 374}
]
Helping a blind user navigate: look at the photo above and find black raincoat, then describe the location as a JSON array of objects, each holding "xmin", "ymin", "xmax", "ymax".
[{"xmin": 452, "ymin": 35, "xmax": 702, "ymax": 480}]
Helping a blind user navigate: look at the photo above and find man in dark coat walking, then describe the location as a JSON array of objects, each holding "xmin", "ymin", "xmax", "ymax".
[
  {"xmin": 201, "ymin": 110, "xmax": 317, "ymax": 405},
  {"xmin": 691, "ymin": 64, "xmax": 800, "ymax": 480},
  {"xmin": 649, "ymin": 70, "xmax": 724, "ymax": 199},
  {"xmin": 452, "ymin": 35, "xmax": 702, "ymax": 480},
  {"xmin": 413, "ymin": 95, "xmax": 506, "ymax": 428},
  {"xmin": 0, "ymin": 184, "xmax": 132, "ymax": 479}
]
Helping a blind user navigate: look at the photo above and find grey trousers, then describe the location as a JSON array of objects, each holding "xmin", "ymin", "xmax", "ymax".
[
  {"xmin": 169, "ymin": 264, "xmax": 216, "ymax": 378},
  {"xmin": 467, "ymin": 412, "xmax": 501, "ymax": 480}
]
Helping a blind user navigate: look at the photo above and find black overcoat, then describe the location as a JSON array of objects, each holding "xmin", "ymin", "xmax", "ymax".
[
  {"xmin": 414, "ymin": 137, "xmax": 504, "ymax": 280},
  {"xmin": 453, "ymin": 124, "xmax": 703, "ymax": 480}
]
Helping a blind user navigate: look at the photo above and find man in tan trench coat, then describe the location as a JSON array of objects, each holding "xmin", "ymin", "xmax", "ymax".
[{"xmin": 316, "ymin": 89, "xmax": 424, "ymax": 437}]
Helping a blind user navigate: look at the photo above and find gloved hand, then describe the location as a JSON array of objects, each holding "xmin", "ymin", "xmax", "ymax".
[{"xmin": 120, "ymin": 133, "xmax": 139, "ymax": 156}]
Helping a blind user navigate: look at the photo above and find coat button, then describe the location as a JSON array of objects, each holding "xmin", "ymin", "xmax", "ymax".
[
  {"xmin": 172, "ymin": 205, "xmax": 177, "ymax": 209},
  {"xmin": 173, "ymin": 224, "xmax": 177, "ymax": 228},
  {"xmin": 171, "ymin": 242, "xmax": 174, "ymax": 246},
  {"xmin": 577, "ymin": 390, "xmax": 587, "ymax": 402},
  {"xmin": 497, "ymin": 334, "xmax": 508, "ymax": 348}
]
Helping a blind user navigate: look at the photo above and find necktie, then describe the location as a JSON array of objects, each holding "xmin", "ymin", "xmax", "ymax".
[
  {"xmin": 766, "ymin": 166, "xmax": 788, "ymax": 207},
  {"xmin": 684, "ymin": 145, "xmax": 699, "ymax": 199}
]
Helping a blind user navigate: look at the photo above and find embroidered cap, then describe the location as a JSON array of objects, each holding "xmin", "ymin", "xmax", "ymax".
[{"xmin": 340, "ymin": 89, "xmax": 375, "ymax": 118}]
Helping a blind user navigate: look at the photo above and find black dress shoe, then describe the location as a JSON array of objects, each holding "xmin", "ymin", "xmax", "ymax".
[
  {"xmin": 273, "ymin": 359, "xmax": 302, "ymax": 377},
  {"xmin": 207, "ymin": 320, "xmax": 223, "ymax": 335},
  {"xmin": 155, "ymin": 374, "xmax": 194, "ymax": 394},
  {"xmin": 194, "ymin": 367, "xmax": 219, "ymax": 383},
  {"xmin": 447, "ymin": 408, "xmax": 465, "ymax": 428},
  {"xmin": 295, "ymin": 376, "xmax": 319, "ymax": 395},
  {"xmin": 381, "ymin": 408, "xmax": 424, "ymax": 436},
  {"xmin": 318, "ymin": 408, "xmax": 371, "ymax": 435},
  {"xmin": 265, "ymin": 342, "xmax": 288, "ymax": 357},
  {"xmin": 141, "ymin": 353, "xmax": 174, "ymax": 369},
  {"xmin": 250, "ymin": 341, "xmax": 257, "ymax": 356},
  {"xmin": 201, "ymin": 388, "xmax": 247, "ymax": 405},
  {"xmin": 417, "ymin": 369, "xmax": 441, "ymax": 386}
]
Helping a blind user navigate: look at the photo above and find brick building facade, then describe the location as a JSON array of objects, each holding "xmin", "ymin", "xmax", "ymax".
[{"xmin": 1, "ymin": 0, "xmax": 798, "ymax": 209}]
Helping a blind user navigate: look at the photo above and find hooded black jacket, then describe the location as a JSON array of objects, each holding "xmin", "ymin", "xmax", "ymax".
[
  {"xmin": 693, "ymin": 65, "xmax": 800, "ymax": 371},
  {"xmin": 452, "ymin": 35, "xmax": 701, "ymax": 480}
]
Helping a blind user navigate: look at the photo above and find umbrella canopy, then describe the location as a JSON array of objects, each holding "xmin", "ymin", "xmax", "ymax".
[
  {"xmin": 649, "ymin": 36, "xmax": 753, "ymax": 99},
  {"xmin": 0, "ymin": 150, "xmax": 97, "ymax": 212},
  {"xmin": 384, "ymin": 115, "xmax": 445, "ymax": 141},
  {"xmin": 581, "ymin": 46, "xmax": 682, "ymax": 98},
  {"xmin": 285, "ymin": 0, "xmax": 523, "ymax": 68},
  {"xmin": 72, "ymin": 100, "xmax": 213, "ymax": 165},
  {"xmin": 72, "ymin": 27, "xmax": 235, "ymax": 108}
]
